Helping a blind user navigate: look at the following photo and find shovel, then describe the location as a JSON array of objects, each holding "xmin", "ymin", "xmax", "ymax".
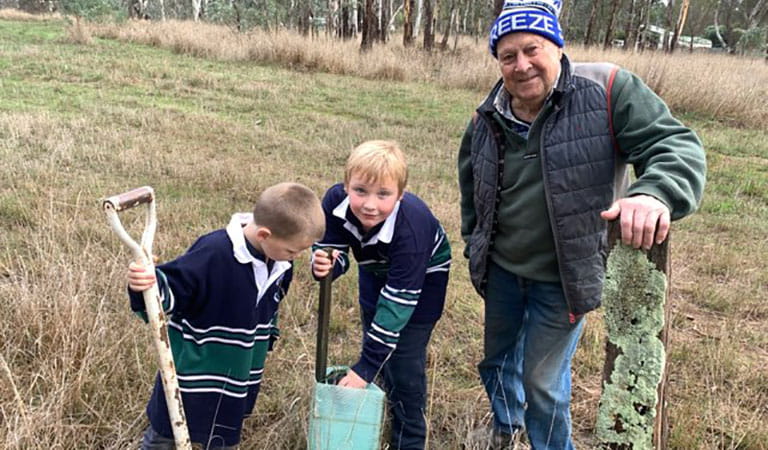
[
  {"xmin": 307, "ymin": 249, "xmax": 385, "ymax": 450},
  {"xmin": 102, "ymin": 186, "xmax": 191, "ymax": 450}
]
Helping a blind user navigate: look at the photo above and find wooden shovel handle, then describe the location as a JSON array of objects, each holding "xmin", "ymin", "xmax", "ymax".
[
  {"xmin": 102, "ymin": 186, "xmax": 154, "ymax": 212},
  {"xmin": 315, "ymin": 248, "xmax": 334, "ymax": 383}
]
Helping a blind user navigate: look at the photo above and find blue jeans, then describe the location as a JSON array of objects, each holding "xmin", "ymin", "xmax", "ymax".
[
  {"xmin": 361, "ymin": 310, "xmax": 435, "ymax": 450},
  {"xmin": 478, "ymin": 261, "xmax": 584, "ymax": 450}
]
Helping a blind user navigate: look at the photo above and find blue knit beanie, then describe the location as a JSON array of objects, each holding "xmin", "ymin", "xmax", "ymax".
[{"xmin": 489, "ymin": 0, "xmax": 564, "ymax": 57}]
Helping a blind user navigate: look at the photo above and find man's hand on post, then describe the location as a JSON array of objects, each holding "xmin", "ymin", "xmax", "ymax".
[{"xmin": 600, "ymin": 195, "xmax": 671, "ymax": 250}]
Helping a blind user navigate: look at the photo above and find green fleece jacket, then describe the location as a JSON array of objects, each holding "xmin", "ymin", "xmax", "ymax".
[{"xmin": 458, "ymin": 65, "xmax": 707, "ymax": 284}]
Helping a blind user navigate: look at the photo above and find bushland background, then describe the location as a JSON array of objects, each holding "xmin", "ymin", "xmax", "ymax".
[{"xmin": 0, "ymin": 9, "xmax": 766, "ymax": 449}]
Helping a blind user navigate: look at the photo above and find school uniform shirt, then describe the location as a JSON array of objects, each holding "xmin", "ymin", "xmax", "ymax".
[
  {"xmin": 313, "ymin": 183, "xmax": 451, "ymax": 382},
  {"xmin": 128, "ymin": 213, "xmax": 292, "ymax": 446}
]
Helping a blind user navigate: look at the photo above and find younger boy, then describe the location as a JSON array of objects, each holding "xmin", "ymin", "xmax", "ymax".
[
  {"xmin": 311, "ymin": 141, "xmax": 451, "ymax": 449},
  {"xmin": 127, "ymin": 182, "xmax": 325, "ymax": 449}
]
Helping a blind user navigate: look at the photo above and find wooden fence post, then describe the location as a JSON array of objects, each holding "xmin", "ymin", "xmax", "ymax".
[{"xmin": 601, "ymin": 221, "xmax": 670, "ymax": 449}]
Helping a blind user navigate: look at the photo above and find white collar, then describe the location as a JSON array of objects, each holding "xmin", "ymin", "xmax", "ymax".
[
  {"xmin": 226, "ymin": 213, "xmax": 291, "ymax": 303},
  {"xmin": 332, "ymin": 196, "xmax": 400, "ymax": 247}
]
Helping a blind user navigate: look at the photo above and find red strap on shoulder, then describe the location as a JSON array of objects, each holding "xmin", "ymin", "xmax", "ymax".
[{"xmin": 606, "ymin": 66, "xmax": 621, "ymax": 153}]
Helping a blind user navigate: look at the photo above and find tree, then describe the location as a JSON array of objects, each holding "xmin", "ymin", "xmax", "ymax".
[
  {"xmin": 439, "ymin": 0, "xmax": 457, "ymax": 50},
  {"xmin": 423, "ymin": 0, "xmax": 435, "ymax": 50},
  {"xmin": 381, "ymin": 0, "xmax": 392, "ymax": 42},
  {"xmin": 584, "ymin": 0, "xmax": 602, "ymax": 46},
  {"xmin": 403, "ymin": 0, "xmax": 415, "ymax": 45},
  {"xmin": 622, "ymin": 0, "xmax": 639, "ymax": 50},
  {"xmin": 713, "ymin": 0, "xmax": 731, "ymax": 50},
  {"xmin": 669, "ymin": 0, "xmax": 690, "ymax": 52},
  {"xmin": 603, "ymin": 0, "xmax": 623, "ymax": 48}
]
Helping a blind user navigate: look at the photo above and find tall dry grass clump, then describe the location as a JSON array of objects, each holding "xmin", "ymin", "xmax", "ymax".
[
  {"xmin": 85, "ymin": 19, "xmax": 768, "ymax": 129},
  {"xmin": 64, "ymin": 17, "xmax": 94, "ymax": 45},
  {"xmin": 0, "ymin": 8, "xmax": 61, "ymax": 21},
  {"xmin": 0, "ymin": 113, "xmax": 149, "ymax": 448}
]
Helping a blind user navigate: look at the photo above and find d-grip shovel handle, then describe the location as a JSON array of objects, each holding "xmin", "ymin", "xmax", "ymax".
[
  {"xmin": 315, "ymin": 248, "xmax": 333, "ymax": 383},
  {"xmin": 102, "ymin": 186, "xmax": 192, "ymax": 450},
  {"xmin": 103, "ymin": 185, "xmax": 154, "ymax": 211},
  {"xmin": 103, "ymin": 186, "xmax": 157, "ymax": 265}
]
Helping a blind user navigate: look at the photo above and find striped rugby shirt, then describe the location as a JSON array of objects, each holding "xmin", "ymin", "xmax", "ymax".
[
  {"xmin": 129, "ymin": 213, "xmax": 291, "ymax": 446},
  {"xmin": 313, "ymin": 183, "xmax": 451, "ymax": 382}
]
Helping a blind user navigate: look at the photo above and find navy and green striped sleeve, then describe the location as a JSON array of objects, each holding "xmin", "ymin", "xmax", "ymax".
[{"xmin": 351, "ymin": 227, "xmax": 450, "ymax": 382}]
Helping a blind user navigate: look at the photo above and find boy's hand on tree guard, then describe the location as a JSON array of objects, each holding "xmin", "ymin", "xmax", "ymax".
[{"xmin": 337, "ymin": 369, "xmax": 367, "ymax": 389}]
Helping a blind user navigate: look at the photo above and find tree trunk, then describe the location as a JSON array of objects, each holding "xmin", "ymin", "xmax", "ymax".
[
  {"xmin": 423, "ymin": 0, "xmax": 435, "ymax": 51},
  {"xmin": 361, "ymin": 0, "xmax": 376, "ymax": 51},
  {"xmin": 388, "ymin": 2, "xmax": 404, "ymax": 29},
  {"xmin": 381, "ymin": 0, "xmax": 391, "ymax": 42},
  {"xmin": 232, "ymin": 0, "xmax": 242, "ymax": 31},
  {"xmin": 327, "ymin": 0, "xmax": 338, "ymax": 37},
  {"xmin": 561, "ymin": 0, "xmax": 576, "ymax": 33},
  {"xmin": 661, "ymin": 0, "xmax": 675, "ymax": 51},
  {"xmin": 603, "ymin": 0, "xmax": 623, "ymax": 49},
  {"xmin": 298, "ymin": 0, "xmax": 313, "ymax": 36},
  {"xmin": 460, "ymin": 0, "xmax": 470, "ymax": 34},
  {"xmin": 622, "ymin": 0, "xmax": 636, "ymax": 50},
  {"xmin": 669, "ymin": 0, "xmax": 690, "ymax": 53},
  {"xmin": 414, "ymin": 0, "xmax": 423, "ymax": 38},
  {"xmin": 127, "ymin": 0, "xmax": 148, "ymax": 19},
  {"xmin": 745, "ymin": 0, "xmax": 767, "ymax": 29},
  {"xmin": 403, "ymin": 0, "xmax": 415, "ymax": 45},
  {"xmin": 713, "ymin": 0, "xmax": 728, "ymax": 50},
  {"xmin": 191, "ymin": 0, "xmax": 201, "ymax": 21},
  {"xmin": 452, "ymin": 6, "xmax": 460, "ymax": 50},
  {"xmin": 584, "ymin": 0, "xmax": 601, "ymax": 46},
  {"xmin": 639, "ymin": 0, "xmax": 653, "ymax": 50},
  {"xmin": 440, "ymin": 1, "xmax": 456, "ymax": 50},
  {"xmin": 724, "ymin": 0, "xmax": 736, "ymax": 53},
  {"xmin": 352, "ymin": 0, "xmax": 359, "ymax": 35}
]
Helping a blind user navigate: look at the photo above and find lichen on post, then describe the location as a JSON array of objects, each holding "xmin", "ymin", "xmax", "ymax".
[{"xmin": 597, "ymin": 243, "xmax": 667, "ymax": 448}]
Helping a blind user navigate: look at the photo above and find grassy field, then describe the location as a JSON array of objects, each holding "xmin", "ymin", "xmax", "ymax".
[{"xmin": 0, "ymin": 13, "xmax": 766, "ymax": 449}]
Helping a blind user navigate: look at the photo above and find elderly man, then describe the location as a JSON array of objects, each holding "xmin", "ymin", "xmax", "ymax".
[{"xmin": 458, "ymin": 0, "xmax": 706, "ymax": 448}]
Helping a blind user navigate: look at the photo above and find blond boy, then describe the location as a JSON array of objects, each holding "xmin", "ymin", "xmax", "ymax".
[{"xmin": 312, "ymin": 141, "xmax": 451, "ymax": 449}]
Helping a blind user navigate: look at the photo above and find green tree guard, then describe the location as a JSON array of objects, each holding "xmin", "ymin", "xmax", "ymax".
[{"xmin": 597, "ymin": 243, "xmax": 667, "ymax": 448}]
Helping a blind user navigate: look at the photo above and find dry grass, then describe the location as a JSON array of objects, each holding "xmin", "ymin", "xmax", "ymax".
[
  {"xmin": 0, "ymin": 16, "xmax": 766, "ymax": 450},
  {"xmin": 87, "ymin": 19, "xmax": 768, "ymax": 129},
  {"xmin": 0, "ymin": 8, "xmax": 61, "ymax": 21}
]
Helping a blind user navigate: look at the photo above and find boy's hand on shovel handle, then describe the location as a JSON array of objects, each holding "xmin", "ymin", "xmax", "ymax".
[
  {"xmin": 312, "ymin": 249, "xmax": 338, "ymax": 278},
  {"xmin": 127, "ymin": 261, "xmax": 157, "ymax": 292}
]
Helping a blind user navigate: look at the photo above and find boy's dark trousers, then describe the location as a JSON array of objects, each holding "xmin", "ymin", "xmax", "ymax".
[
  {"xmin": 140, "ymin": 425, "xmax": 237, "ymax": 450},
  {"xmin": 361, "ymin": 309, "xmax": 436, "ymax": 450}
]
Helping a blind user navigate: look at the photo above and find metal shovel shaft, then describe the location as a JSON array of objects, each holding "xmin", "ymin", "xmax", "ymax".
[
  {"xmin": 315, "ymin": 249, "xmax": 333, "ymax": 383},
  {"xmin": 103, "ymin": 186, "xmax": 192, "ymax": 450}
]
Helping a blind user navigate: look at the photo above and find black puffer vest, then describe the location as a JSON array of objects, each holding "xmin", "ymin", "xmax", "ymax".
[{"xmin": 468, "ymin": 56, "xmax": 628, "ymax": 315}]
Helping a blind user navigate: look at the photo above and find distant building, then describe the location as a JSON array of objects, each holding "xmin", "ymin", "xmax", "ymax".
[
  {"xmin": 677, "ymin": 35, "xmax": 713, "ymax": 49},
  {"xmin": 642, "ymin": 25, "xmax": 712, "ymax": 50}
]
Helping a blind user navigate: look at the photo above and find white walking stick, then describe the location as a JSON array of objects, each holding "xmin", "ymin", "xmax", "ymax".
[{"xmin": 103, "ymin": 186, "xmax": 191, "ymax": 450}]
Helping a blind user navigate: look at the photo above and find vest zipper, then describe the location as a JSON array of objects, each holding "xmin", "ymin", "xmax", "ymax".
[{"xmin": 538, "ymin": 106, "xmax": 576, "ymax": 321}]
